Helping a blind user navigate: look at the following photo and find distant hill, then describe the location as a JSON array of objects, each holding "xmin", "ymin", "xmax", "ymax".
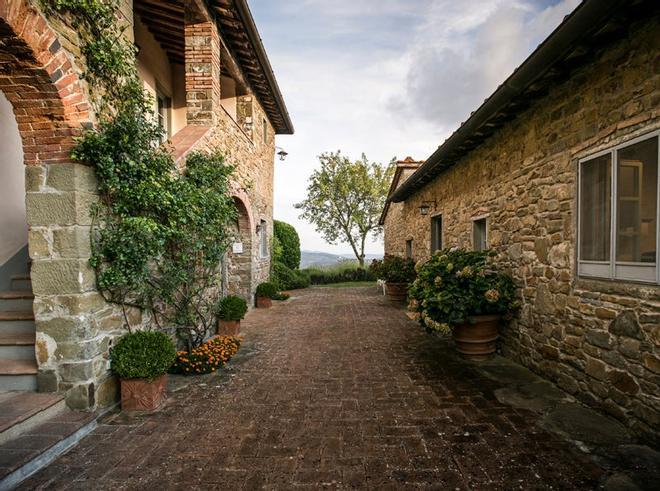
[{"xmin": 300, "ymin": 251, "xmax": 383, "ymax": 268}]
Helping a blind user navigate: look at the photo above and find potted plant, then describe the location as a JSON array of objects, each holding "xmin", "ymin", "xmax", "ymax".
[
  {"xmin": 408, "ymin": 249, "xmax": 518, "ymax": 360},
  {"xmin": 215, "ymin": 295, "xmax": 248, "ymax": 335},
  {"xmin": 255, "ymin": 282, "xmax": 278, "ymax": 308},
  {"xmin": 370, "ymin": 255, "xmax": 416, "ymax": 302},
  {"xmin": 111, "ymin": 331, "xmax": 176, "ymax": 411}
]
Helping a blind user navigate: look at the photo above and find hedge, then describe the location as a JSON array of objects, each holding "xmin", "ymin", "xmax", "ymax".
[{"xmin": 273, "ymin": 220, "xmax": 301, "ymax": 270}]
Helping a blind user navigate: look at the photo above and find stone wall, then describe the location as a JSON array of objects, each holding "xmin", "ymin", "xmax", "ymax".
[
  {"xmin": 0, "ymin": 0, "xmax": 277, "ymax": 409},
  {"xmin": 384, "ymin": 18, "xmax": 659, "ymax": 441}
]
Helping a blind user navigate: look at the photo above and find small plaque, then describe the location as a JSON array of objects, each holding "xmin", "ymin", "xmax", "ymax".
[{"xmin": 232, "ymin": 242, "xmax": 243, "ymax": 254}]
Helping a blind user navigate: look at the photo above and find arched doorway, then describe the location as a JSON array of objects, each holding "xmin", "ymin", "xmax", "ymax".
[
  {"xmin": 0, "ymin": 2, "xmax": 96, "ymax": 402},
  {"xmin": 225, "ymin": 196, "xmax": 254, "ymax": 303},
  {"xmin": 0, "ymin": 89, "xmax": 28, "ymax": 290}
]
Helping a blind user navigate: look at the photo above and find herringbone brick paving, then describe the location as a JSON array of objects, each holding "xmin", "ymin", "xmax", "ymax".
[{"xmin": 20, "ymin": 287, "xmax": 603, "ymax": 489}]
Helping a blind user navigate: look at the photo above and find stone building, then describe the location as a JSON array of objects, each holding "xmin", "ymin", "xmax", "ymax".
[
  {"xmin": 0, "ymin": 0, "xmax": 292, "ymax": 408},
  {"xmin": 381, "ymin": 0, "xmax": 659, "ymax": 441}
]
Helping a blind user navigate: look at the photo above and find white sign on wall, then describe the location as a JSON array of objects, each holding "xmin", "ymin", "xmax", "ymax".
[{"xmin": 232, "ymin": 242, "xmax": 244, "ymax": 254}]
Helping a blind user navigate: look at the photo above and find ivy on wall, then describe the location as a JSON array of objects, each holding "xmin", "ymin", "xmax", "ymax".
[{"xmin": 43, "ymin": 0, "xmax": 238, "ymax": 350}]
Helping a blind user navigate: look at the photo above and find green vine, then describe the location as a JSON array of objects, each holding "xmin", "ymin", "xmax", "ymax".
[{"xmin": 43, "ymin": 0, "xmax": 238, "ymax": 350}]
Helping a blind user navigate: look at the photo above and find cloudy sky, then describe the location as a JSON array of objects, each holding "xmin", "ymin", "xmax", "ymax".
[{"xmin": 250, "ymin": 0, "xmax": 581, "ymax": 256}]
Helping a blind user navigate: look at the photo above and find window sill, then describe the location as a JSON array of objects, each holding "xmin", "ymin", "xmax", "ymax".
[{"xmin": 575, "ymin": 276, "xmax": 660, "ymax": 300}]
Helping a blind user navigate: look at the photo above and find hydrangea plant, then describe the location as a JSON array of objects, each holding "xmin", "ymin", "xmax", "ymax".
[{"xmin": 408, "ymin": 249, "xmax": 518, "ymax": 334}]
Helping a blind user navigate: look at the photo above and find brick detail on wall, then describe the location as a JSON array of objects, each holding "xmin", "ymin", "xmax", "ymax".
[
  {"xmin": 184, "ymin": 4, "xmax": 220, "ymax": 126},
  {"xmin": 0, "ymin": 1, "xmax": 91, "ymax": 166}
]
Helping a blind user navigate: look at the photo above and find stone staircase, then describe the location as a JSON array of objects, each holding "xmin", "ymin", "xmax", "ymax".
[{"xmin": 0, "ymin": 273, "xmax": 37, "ymax": 391}]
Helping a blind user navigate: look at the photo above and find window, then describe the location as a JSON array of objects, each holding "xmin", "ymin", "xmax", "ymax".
[
  {"xmin": 578, "ymin": 132, "xmax": 659, "ymax": 283},
  {"xmin": 431, "ymin": 215, "xmax": 443, "ymax": 252},
  {"xmin": 406, "ymin": 239, "xmax": 413, "ymax": 259},
  {"xmin": 259, "ymin": 220, "xmax": 268, "ymax": 258},
  {"xmin": 262, "ymin": 118, "xmax": 268, "ymax": 144},
  {"xmin": 156, "ymin": 92, "xmax": 171, "ymax": 143},
  {"xmin": 473, "ymin": 218, "xmax": 487, "ymax": 252}
]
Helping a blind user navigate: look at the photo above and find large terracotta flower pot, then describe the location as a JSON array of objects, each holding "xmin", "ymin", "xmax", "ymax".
[
  {"xmin": 120, "ymin": 374, "xmax": 167, "ymax": 411},
  {"xmin": 256, "ymin": 296, "xmax": 272, "ymax": 309},
  {"xmin": 385, "ymin": 282, "xmax": 409, "ymax": 302},
  {"xmin": 217, "ymin": 319, "xmax": 240, "ymax": 336},
  {"xmin": 452, "ymin": 315, "xmax": 500, "ymax": 361}
]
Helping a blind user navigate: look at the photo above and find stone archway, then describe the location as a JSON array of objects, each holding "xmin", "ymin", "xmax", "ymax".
[
  {"xmin": 225, "ymin": 195, "xmax": 254, "ymax": 304},
  {"xmin": 0, "ymin": 1, "xmax": 107, "ymax": 407}
]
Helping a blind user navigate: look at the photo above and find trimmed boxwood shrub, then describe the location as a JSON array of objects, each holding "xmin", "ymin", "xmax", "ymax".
[
  {"xmin": 256, "ymin": 282, "xmax": 278, "ymax": 299},
  {"xmin": 272, "ymin": 261, "xmax": 310, "ymax": 290},
  {"xmin": 273, "ymin": 220, "xmax": 301, "ymax": 270},
  {"xmin": 111, "ymin": 331, "xmax": 176, "ymax": 380},
  {"xmin": 215, "ymin": 295, "xmax": 248, "ymax": 321}
]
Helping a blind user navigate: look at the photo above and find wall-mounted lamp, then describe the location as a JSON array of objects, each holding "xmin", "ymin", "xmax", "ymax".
[
  {"xmin": 275, "ymin": 146, "xmax": 288, "ymax": 161},
  {"xmin": 419, "ymin": 200, "xmax": 437, "ymax": 216}
]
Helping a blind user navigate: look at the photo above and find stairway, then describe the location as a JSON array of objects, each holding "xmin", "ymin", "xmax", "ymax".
[{"xmin": 0, "ymin": 274, "xmax": 37, "ymax": 391}]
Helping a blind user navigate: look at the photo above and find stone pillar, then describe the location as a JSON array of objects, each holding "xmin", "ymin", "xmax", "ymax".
[
  {"xmin": 184, "ymin": 4, "xmax": 220, "ymax": 126},
  {"xmin": 26, "ymin": 163, "xmax": 127, "ymax": 409}
]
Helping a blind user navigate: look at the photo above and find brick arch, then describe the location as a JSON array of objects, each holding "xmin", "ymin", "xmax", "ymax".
[
  {"xmin": 0, "ymin": 0, "xmax": 91, "ymax": 165},
  {"xmin": 226, "ymin": 194, "xmax": 254, "ymax": 303}
]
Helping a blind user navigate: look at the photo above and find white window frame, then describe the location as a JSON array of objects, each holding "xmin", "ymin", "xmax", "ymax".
[
  {"xmin": 472, "ymin": 215, "xmax": 488, "ymax": 252},
  {"xmin": 577, "ymin": 130, "xmax": 660, "ymax": 284}
]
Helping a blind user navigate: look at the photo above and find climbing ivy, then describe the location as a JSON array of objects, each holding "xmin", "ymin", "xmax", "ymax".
[{"xmin": 43, "ymin": 0, "xmax": 238, "ymax": 350}]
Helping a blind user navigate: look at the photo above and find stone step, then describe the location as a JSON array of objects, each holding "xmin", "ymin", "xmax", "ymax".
[
  {"xmin": 0, "ymin": 311, "xmax": 36, "ymax": 335},
  {"xmin": 0, "ymin": 392, "xmax": 65, "ymax": 446},
  {"xmin": 10, "ymin": 275, "xmax": 32, "ymax": 292},
  {"xmin": 0, "ymin": 291, "xmax": 34, "ymax": 312},
  {"xmin": 0, "ymin": 333, "xmax": 35, "ymax": 360},
  {"xmin": 0, "ymin": 360, "xmax": 38, "ymax": 391},
  {"xmin": 0, "ymin": 397, "xmax": 97, "ymax": 490}
]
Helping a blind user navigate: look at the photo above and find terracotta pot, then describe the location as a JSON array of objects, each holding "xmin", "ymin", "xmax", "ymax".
[
  {"xmin": 120, "ymin": 374, "xmax": 167, "ymax": 411},
  {"xmin": 256, "ymin": 296, "xmax": 272, "ymax": 308},
  {"xmin": 385, "ymin": 282, "xmax": 409, "ymax": 302},
  {"xmin": 452, "ymin": 315, "xmax": 500, "ymax": 361},
  {"xmin": 217, "ymin": 319, "xmax": 240, "ymax": 336}
]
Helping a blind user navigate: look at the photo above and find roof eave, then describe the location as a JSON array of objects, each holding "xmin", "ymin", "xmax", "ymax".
[
  {"xmin": 389, "ymin": 0, "xmax": 628, "ymax": 203},
  {"xmin": 220, "ymin": 0, "xmax": 294, "ymax": 135}
]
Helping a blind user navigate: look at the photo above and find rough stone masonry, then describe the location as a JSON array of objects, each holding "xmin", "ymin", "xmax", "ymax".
[{"xmin": 383, "ymin": 16, "xmax": 660, "ymax": 442}]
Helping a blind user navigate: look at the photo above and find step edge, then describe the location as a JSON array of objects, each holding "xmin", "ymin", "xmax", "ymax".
[
  {"xmin": 0, "ymin": 312, "xmax": 35, "ymax": 321},
  {"xmin": 0, "ymin": 334, "xmax": 36, "ymax": 346},
  {"xmin": 0, "ymin": 291, "xmax": 34, "ymax": 300},
  {"xmin": 0, "ymin": 359, "xmax": 38, "ymax": 375},
  {"xmin": 0, "ymin": 398, "xmax": 66, "ymax": 446},
  {"xmin": 0, "ymin": 417, "xmax": 97, "ymax": 490}
]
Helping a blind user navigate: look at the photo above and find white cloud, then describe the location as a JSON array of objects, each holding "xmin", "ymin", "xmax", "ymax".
[
  {"xmin": 251, "ymin": 0, "xmax": 581, "ymax": 256},
  {"xmin": 391, "ymin": 0, "xmax": 581, "ymax": 130}
]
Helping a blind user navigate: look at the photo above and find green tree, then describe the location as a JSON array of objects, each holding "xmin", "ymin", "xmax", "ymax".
[
  {"xmin": 295, "ymin": 151, "xmax": 395, "ymax": 266},
  {"xmin": 273, "ymin": 220, "xmax": 301, "ymax": 270}
]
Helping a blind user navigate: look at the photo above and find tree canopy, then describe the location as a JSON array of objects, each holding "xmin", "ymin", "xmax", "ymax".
[{"xmin": 295, "ymin": 151, "xmax": 395, "ymax": 266}]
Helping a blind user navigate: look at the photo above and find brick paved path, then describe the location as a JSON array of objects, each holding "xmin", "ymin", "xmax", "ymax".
[{"xmin": 21, "ymin": 287, "xmax": 605, "ymax": 490}]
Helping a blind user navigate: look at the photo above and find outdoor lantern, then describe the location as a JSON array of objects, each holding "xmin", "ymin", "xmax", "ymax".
[
  {"xmin": 419, "ymin": 200, "xmax": 436, "ymax": 216},
  {"xmin": 276, "ymin": 147, "xmax": 288, "ymax": 161}
]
